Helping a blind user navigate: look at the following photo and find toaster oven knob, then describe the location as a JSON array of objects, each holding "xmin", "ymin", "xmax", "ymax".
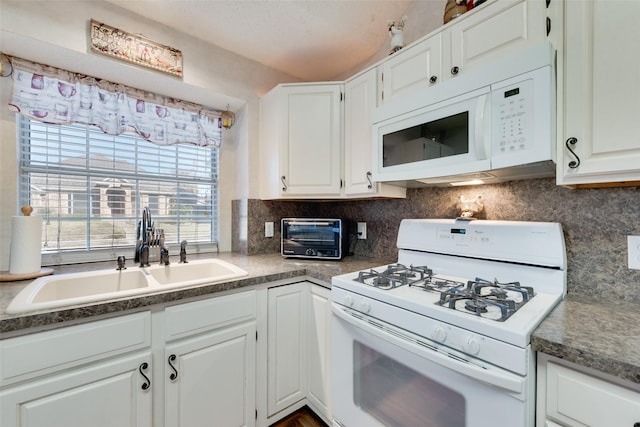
[
  {"xmin": 464, "ymin": 337, "xmax": 481, "ymax": 355},
  {"xmin": 432, "ymin": 326, "xmax": 447, "ymax": 342},
  {"xmin": 305, "ymin": 248, "xmax": 317, "ymax": 256},
  {"xmin": 360, "ymin": 301, "xmax": 371, "ymax": 313}
]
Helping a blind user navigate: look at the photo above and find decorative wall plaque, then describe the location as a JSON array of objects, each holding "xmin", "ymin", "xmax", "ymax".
[{"xmin": 89, "ymin": 19, "xmax": 183, "ymax": 77}]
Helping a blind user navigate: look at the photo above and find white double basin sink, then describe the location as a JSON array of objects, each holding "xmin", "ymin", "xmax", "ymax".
[{"xmin": 6, "ymin": 259, "xmax": 249, "ymax": 314}]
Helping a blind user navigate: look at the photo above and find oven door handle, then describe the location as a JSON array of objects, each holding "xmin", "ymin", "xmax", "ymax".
[{"xmin": 332, "ymin": 304, "xmax": 525, "ymax": 396}]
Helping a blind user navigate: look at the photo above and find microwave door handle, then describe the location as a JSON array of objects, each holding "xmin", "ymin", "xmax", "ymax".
[
  {"xmin": 474, "ymin": 93, "xmax": 490, "ymax": 160},
  {"xmin": 332, "ymin": 302, "xmax": 525, "ymax": 396}
]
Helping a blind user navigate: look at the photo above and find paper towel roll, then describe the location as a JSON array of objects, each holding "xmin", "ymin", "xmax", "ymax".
[{"xmin": 9, "ymin": 216, "xmax": 43, "ymax": 275}]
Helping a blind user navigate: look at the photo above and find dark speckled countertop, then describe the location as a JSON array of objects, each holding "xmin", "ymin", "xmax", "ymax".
[
  {"xmin": 531, "ymin": 293, "xmax": 640, "ymax": 385},
  {"xmin": 3, "ymin": 253, "xmax": 639, "ymax": 388},
  {"xmin": 0, "ymin": 252, "xmax": 393, "ymax": 336}
]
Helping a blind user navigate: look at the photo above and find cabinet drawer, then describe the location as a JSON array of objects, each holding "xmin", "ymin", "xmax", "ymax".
[
  {"xmin": 164, "ymin": 290, "xmax": 256, "ymax": 341},
  {"xmin": 0, "ymin": 312, "xmax": 151, "ymax": 385},
  {"xmin": 546, "ymin": 361, "xmax": 640, "ymax": 427}
]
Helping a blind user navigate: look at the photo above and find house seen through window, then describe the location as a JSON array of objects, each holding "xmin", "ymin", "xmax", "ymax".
[{"xmin": 17, "ymin": 116, "xmax": 219, "ymax": 261}]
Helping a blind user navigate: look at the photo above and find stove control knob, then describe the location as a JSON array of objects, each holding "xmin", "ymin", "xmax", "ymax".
[
  {"xmin": 344, "ymin": 295, "xmax": 354, "ymax": 307},
  {"xmin": 360, "ymin": 301, "xmax": 371, "ymax": 313},
  {"xmin": 464, "ymin": 337, "xmax": 481, "ymax": 355},
  {"xmin": 432, "ymin": 326, "xmax": 447, "ymax": 342},
  {"xmin": 305, "ymin": 248, "xmax": 317, "ymax": 256}
]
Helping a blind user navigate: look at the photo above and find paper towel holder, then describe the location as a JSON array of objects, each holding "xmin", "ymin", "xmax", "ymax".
[{"xmin": 1, "ymin": 205, "xmax": 55, "ymax": 281}]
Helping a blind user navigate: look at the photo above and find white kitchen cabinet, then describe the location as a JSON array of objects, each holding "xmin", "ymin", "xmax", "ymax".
[
  {"xmin": 259, "ymin": 83, "xmax": 343, "ymax": 199},
  {"xmin": 344, "ymin": 68, "xmax": 406, "ymax": 199},
  {"xmin": 306, "ymin": 284, "xmax": 332, "ymax": 423},
  {"xmin": 164, "ymin": 322, "xmax": 256, "ymax": 427},
  {"xmin": 262, "ymin": 281, "xmax": 332, "ymax": 425},
  {"xmin": 163, "ymin": 290, "xmax": 257, "ymax": 427},
  {"xmin": 0, "ymin": 312, "xmax": 152, "ymax": 427},
  {"xmin": 379, "ymin": 33, "xmax": 443, "ymax": 105},
  {"xmin": 557, "ymin": 0, "xmax": 640, "ymax": 186},
  {"xmin": 537, "ymin": 354, "xmax": 640, "ymax": 427},
  {"xmin": 267, "ymin": 282, "xmax": 308, "ymax": 415},
  {"xmin": 445, "ymin": 0, "xmax": 546, "ymax": 79},
  {"xmin": 379, "ymin": 0, "xmax": 547, "ymax": 105},
  {"xmin": 1, "ymin": 291, "xmax": 259, "ymax": 427},
  {"xmin": 1, "ymin": 352, "xmax": 152, "ymax": 427}
]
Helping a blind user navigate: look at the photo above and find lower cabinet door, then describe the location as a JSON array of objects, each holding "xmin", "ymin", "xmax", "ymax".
[
  {"xmin": 267, "ymin": 282, "xmax": 308, "ymax": 416},
  {"xmin": 307, "ymin": 284, "xmax": 332, "ymax": 421},
  {"xmin": 545, "ymin": 361, "xmax": 640, "ymax": 427},
  {"xmin": 165, "ymin": 322, "xmax": 256, "ymax": 427},
  {"xmin": 0, "ymin": 352, "xmax": 152, "ymax": 427}
]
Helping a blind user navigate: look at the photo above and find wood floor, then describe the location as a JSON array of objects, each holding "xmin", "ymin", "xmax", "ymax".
[{"xmin": 270, "ymin": 406, "xmax": 328, "ymax": 427}]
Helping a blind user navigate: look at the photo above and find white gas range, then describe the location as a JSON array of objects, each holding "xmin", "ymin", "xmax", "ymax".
[{"xmin": 331, "ymin": 219, "xmax": 566, "ymax": 427}]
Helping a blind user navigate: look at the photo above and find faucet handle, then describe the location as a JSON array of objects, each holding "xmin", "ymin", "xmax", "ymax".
[
  {"xmin": 116, "ymin": 255, "xmax": 127, "ymax": 270},
  {"xmin": 179, "ymin": 240, "xmax": 188, "ymax": 263},
  {"xmin": 160, "ymin": 247, "xmax": 170, "ymax": 266}
]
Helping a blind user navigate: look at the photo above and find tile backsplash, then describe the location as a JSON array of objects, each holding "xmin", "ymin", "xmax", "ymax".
[{"xmin": 233, "ymin": 178, "xmax": 640, "ymax": 301}]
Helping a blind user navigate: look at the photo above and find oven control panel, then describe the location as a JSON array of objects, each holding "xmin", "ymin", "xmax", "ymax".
[
  {"xmin": 396, "ymin": 220, "xmax": 564, "ymax": 269},
  {"xmin": 437, "ymin": 226, "xmax": 492, "ymax": 244}
]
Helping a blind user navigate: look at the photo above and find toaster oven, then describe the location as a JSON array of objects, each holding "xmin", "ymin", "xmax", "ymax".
[{"xmin": 281, "ymin": 218, "xmax": 345, "ymax": 260}]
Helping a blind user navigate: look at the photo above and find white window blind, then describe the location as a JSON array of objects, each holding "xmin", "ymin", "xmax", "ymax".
[{"xmin": 17, "ymin": 116, "xmax": 219, "ymax": 265}]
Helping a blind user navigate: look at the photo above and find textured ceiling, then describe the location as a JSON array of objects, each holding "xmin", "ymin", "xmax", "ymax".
[{"xmin": 103, "ymin": 0, "xmax": 415, "ymax": 81}]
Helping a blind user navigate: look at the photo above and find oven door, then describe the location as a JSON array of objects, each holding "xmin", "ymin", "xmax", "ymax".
[{"xmin": 332, "ymin": 303, "xmax": 534, "ymax": 427}]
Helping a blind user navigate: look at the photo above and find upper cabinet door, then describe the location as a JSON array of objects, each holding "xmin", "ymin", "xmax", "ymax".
[
  {"xmin": 380, "ymin": 33, "xmax": 443, "ymax": 105},
  {"xmin": 285, "ymin": 85, "xmax": 342, "ymax": 196},
  {"xmin": 558, "ymin": 0, "xmax": 640, "ymax": 186},
  {"xmin": 260, "ymin": 83, "xmax": 343, "ymax": 199},
  {"xmin": 344, "ymin": 69, "xmax": 377, "ymax": 195},
  {"xmin": 344, "ymin": 70, "xmax": 406, "ymax": 199},
  {"xmin": 447, "ymin": 0, "xmax": 546, "ymax": 77}
]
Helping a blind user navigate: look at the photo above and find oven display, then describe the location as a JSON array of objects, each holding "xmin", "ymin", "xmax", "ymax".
[
  {"xmin": 450, "ymin": 228, "xmax": 466, "ymax": 234},
  {"xmin": 504, "ymin": 87, "xmax": 520, "ymax": 98}
]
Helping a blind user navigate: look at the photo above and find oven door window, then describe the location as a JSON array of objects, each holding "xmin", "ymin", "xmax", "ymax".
[
  {"xmin": 382, "ymin": 111, "xmax": 469, "ymax": 167},
  {"xmin": 353, "ymin": 341, "xmax": 465, "ymax": 427}
]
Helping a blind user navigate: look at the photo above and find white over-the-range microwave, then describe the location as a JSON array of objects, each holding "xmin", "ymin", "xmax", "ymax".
[{"xmin": 371, "ymin": 42, "xmax": 556, "ymax": 187}]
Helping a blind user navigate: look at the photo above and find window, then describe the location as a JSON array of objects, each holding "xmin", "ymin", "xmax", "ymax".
[{"xmin": 17, "ymin": 116, "xmax": 219, "ymax": 264}]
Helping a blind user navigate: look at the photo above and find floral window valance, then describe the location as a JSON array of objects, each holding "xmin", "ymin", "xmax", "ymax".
[{"xmin": 8, "ymin": 57, "xmax": 223, "ymax": 147}]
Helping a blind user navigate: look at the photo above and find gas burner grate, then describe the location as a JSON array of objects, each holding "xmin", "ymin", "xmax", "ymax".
[
  {"xmin": 470, "ymin": 278, "xmax": 534, "ymax": 302},
  {"xmin": 409, "ymin": 276, "xmax": 466, "ymax": 293},
  {"xmin": 354, "ymin": 264, "xmax": 433, "ymax": 290},
  {"xmin": 436, "ymin": 278, "xmax": 536, "ymax": 322}
]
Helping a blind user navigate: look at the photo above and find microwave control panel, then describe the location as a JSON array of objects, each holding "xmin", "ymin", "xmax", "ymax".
[{"xmin": 492, "ymin": 78, "xmax": 534, "ymax": 154}]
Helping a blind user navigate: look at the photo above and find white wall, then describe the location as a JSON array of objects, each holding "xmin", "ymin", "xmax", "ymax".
[{"xmin": 0, "ymin": 0, "xmax": 300, "ymax": 267}]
